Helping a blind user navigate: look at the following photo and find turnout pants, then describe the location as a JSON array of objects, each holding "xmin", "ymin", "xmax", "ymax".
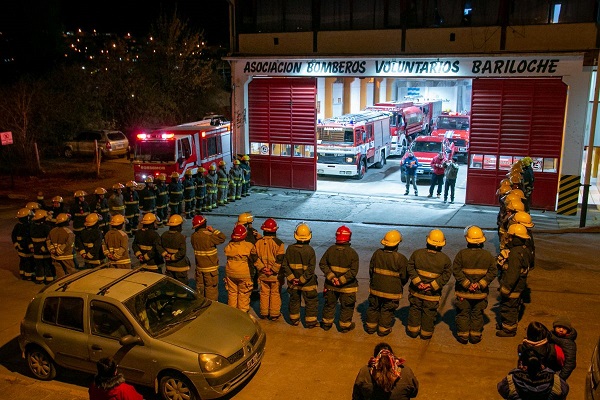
[
  {"xmin": 455, "ymin": 297, "xmax": 488, "ymax": 341},
  {"xmin": 196, "ymin": 270, "xmax": 219, "ymax": 301},
  {"xmin": 407, "ymin": 295, "xmax": 439, "ymax": 338},
  {"xmin": 499, "ymin": 295, "xmax": 521, "ymax": 333},
  {"xmin": 226, "ymin": 276, "xmax": 253, "ymax": 312},
  {"xmin": 259, "ymin": 279, "xmax": 282, "ymax": 318},
  {"xmin": 288, "ymin": 288, "xmax": 318, "ymax": 326},
  {"xmin": 53, "ymin": 259, "xmax": 77, "ymax": 280},
  {"xmin": 322, "ymin": 289, "xmax": 356, "ymax": 330},
  {"xmin": 365, "ymin": 295, "xmax": 400, "ymax": 336}
]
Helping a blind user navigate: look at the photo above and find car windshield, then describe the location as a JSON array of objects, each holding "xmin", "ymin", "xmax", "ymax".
[
  {"xmin": 317, "ymin": 127, "xmax": 354, "ymax": 143},
  {"xmin": 124, "ymin": 278, "xmax": 210, "ymax": 336},
  {"xmin": 436, "ymin": 116, "xmax": 469, "ymax": 130},
  {"xmin": 134, "ymin": 141, "xmax": 176, "ymax": 162},
  {"xmin": 411, "ymin": 141, "xmax": 442, "ymax": 153}
]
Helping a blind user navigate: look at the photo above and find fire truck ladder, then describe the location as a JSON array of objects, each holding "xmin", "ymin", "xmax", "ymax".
[{"xmin": 323, "ymin": 110, "xmax": 387, "ymax": 125}]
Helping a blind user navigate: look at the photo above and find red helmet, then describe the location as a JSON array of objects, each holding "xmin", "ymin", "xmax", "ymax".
[
  {"xmin": 231, "ymin": 224, "xmax": 247, "ymax": 241},
  {"xmin": 335, "ymin": 225, "xmax": 352, "ymax": 243},
  {"xmin": 192, "ymin": 215, "xmax": 206, "ymax": 229},
  {"xmin": 261, "ymin": 218, "xmax": 278, "ymax": 232}
]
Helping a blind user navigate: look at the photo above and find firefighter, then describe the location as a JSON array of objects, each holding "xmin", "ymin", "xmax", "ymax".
[
  {"xmin": 190, "ymin": 214, "xmax": 226, "ymax": 300},
  {"xmin": 12, "ymin": 208, "xmax": 34, "ymax": 281},
  {"xmin": 168, "ymin": 172, "xmax": 184, "ymax": 216},
  {"xmin": 238, "ymin": 212, "xmax": 262, "ymax": 244},
  {"xmin": 510, "ymin": 211, "xmax": 535, "ymax": 261},
  {"xmin": 499, "ymin": 198, "xmax": 526, "ymax": 249},
  {"xmin": 182, "ymin": 169, "xmax": 196, "ymax": 219},
  {"xmin": 240, "ymin": 154, "xmax": 251, "ymax": 197},
  {"xmin": 281, "ymin": 223, "xmax": 318, "ymax": 328},
  {"xmin": 216, "ymin": 160, "xmax": 229, "ymax": 206},
  {"xmin": 36, "ymin": 191, "xmax": 47, "ymax": 210},
  {"xmin": 139, "ymin": 176, "xmax": 157, "ymax": 217},
  {"xmin": 228, "ymin": 160, "xmax": 244, "ymax": 202},
  {"xmin": 70, "ymin": 190, "xmax": 90, "ymax": 242},
  {"xmin": 406, "ymin": 229, "xmax": 452, "ymax": 340},
  {"xmin": 194, "ymin": 167, "xmax": 207, "ymax": 214},
  {"xmin": 76, "ymin": 213, "xmax": 106, "ymax": 269},
  {"xmin": 91, "ymin": 188, "xmax": 110, "ymax": 234},
  {"xmin": 254, "ymin": 218, "xmax": 285, "ymax": 320},
  {"xmin": 496, "ymin": 182, "xmax": 512, "ymax": 232},
  {"xmin": 109, "ymin": 183, "xmax": 125, "ymax": 217},
  {"xmin": 155, "ymin": 173, "xmax": 169, "ymax": 226},
  {"xmin": 497, "ymin": 223, "xmax": 534, "ymax": 337},
  {"xmin": 132, "ymin": 213, "xmax": 164, "ymax": 273},
  {"xmin": 365, "ymin": 230, "xmax": 409, "ymax": 337},
  {"xmin": 224, "ymin": 224, "xmax": 258, "ymax": 312},
  {"xmin": 205, "ymin": 164, "xmax": 218, "ymax": 210},
  {"xmin": 319, "ymin": 225, "xmax": 359, "ymax": 333},
  {"xmin": 25, "ymin": 201, "xmax": 40, "ymax": 213},
  {"xmin": 160, "ymin": 214, "xmax": 190, "ymax": 284},
  {"xmin": 29, "ymin": 209, "xmax": 53, "ymax": 284},
  {"xmin": 47, "ymin": 195, "xmax": 65, "ymax": 227},
  {"xmin": 452, "ymin": 226, "xmax": 496, "ymax": 344},
  {"xmin": 103, "ymin": 214, "xmax": 131, "ymax": 269},
  {"xmin": 521, "ymin": 157, "xmax": 535, "ymax": 211},
  {"xmin": 47, "ymin": 213, "xmax": 77, "ymax": 279},
  {"xmin": 123, "ymin": 181, "xmax": 140, "ymax": 237}
]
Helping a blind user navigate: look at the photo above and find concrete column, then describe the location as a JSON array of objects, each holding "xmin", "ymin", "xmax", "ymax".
[
  {"xmin": 360, "ymin": 78, "xmax": 368, "ymax": 110},
  {"xmin": 593, "ymin": 146, "xmax": 600, "ymax": 177},
  {"xmin": 373, "ymin": 78, "xmax": 382, "ymax": 105},
  {"xmin": 343, "ymin": 78, "xmax": 353, "ymax": 114},
  {"xmin": 386, "ymin": 79, "xmax": 396, "ymax": 101},
  {"xmin": 324, "ymin": 77, "xmax": 336, "ymax": 119},
  {"xmin": 231, "ymin": 62, "xmax": 250, "ymax": 156}
]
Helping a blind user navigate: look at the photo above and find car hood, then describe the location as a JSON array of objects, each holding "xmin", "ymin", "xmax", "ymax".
[{"xmin": 160, "ymin": 301, "xmax": 258, "ymax": 356}]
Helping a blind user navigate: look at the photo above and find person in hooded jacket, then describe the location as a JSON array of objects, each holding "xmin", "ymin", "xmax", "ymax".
[
  {"xmin": 89, "ymin": 357, "xmax": 143, "ymax": 400},
  {"xmin": 549, "ymin": 317, "xmax": 577, "ymax": 381},
  {"xmin": 517, "ymin": 321, "xmax": 563, "ymax": 374}
]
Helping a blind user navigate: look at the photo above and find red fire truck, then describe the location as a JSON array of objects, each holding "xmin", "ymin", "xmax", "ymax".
[
  {"xmin": 131, "ymin": 119, "xmax": 232, "ymax": 182},
  {"xmin": 366, "ymin": 101, "xmax": 425, "ymax": 156},
  {"xmin": 430, "ymin": 112, "xmax": 470, "ymax": 162},
  {"xmin": 317, "ymin": 110, "xmax": 391, "ymax": 180},
  {"xmin": 414, "ymin": 100, "xmax": 443, "ymax": 133}
]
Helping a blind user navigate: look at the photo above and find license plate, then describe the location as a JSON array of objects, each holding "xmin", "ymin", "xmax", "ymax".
[
  {"xmin": 247, "ymin": 353, "xmax": 260, "ymax": 369},
  {"xmin": 457, "ymin": 147, "xmax": 467, "ymax": 152}
]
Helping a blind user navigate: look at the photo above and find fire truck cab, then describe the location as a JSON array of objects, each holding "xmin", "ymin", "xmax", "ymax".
[
  {"xmin": 317, "ymin": 110, "xmax": 391, "ymax": 180},
  {"xmin": 131, "ymin": 120, "xmax": 232, "ymax": 182},
  {"xmin": 431, "ymin": 113, "xmax": 470, "ymax": 163},
  {"xmin": 367, "ymin": 101, "xmax": 425, "ymax": 156}
]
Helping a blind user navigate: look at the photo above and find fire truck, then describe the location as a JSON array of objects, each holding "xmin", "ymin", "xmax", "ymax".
[
  {"xmin": 131, "ymin": 119, "xmax": 232, "ymax": 182},
  {"xmin": 414, "ymin": 100, "xmax": 443, "ymax": 133},
  {"xmin": 366, "ymin": 101, "xmax": 425, "ymax": 156},
  {"xmin": 317, "ymin": 110, "xmax": 391, "ymax": 180},
  {"xmin": 430, "ymin": 112, "xmax": 470, "ymax": 162}
]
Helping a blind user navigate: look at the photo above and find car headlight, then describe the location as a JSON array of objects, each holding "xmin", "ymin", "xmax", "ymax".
[
  {"xmin": 345, "ymin": 157, "xmax": 353, "ymax": 163},
  {"xmin": 198, "ymin": 354, "xmax": 230, "ymax": 373}
]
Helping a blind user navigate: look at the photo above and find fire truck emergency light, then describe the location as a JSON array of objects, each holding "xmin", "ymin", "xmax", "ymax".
[
  {"xmin": 162, "ymin": 133, "xmax": 175, "ymax": 139},
  {"xmin": 137, "ymin": 133, "xmax": 147, "ymax": 140}
]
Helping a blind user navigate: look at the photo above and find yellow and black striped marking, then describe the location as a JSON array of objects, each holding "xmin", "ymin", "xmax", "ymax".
[{"xmin": 557, "ymin": 175, "xmax": 580, "ymax": 215}]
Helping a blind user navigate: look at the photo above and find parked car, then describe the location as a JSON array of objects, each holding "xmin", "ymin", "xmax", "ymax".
[
  {"xmin": 587, "ymin": 336, "xmax": 600, "ymax": 400},
  {"xmin": 399, "ymin": 135, "xmax": 455, "ymax": 183},
  {"xmin": 19, "ymin": 267, "xmax": 266, "ymax": 400},
  {"xmin": 63, "ymin": 130, "xmax": 129, "ymax": 158}
]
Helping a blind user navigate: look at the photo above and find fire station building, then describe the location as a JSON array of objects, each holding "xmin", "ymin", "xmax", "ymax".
[{"xmin": 225, "ymin": 0, "xmax": 600, "ymax": 214}]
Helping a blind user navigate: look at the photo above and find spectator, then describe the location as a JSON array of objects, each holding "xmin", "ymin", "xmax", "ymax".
[
  {"xmin": 517, "ymin": 321, "xmax": 563, "ymax": 374},
  {"xmin": 89, "ymin": 357, "xmax": 143, "ymax": 400},
  {"xmin": 427, "ymin": 151, "xmax": 446, "ymax": 198},
  {"xmin": 403, "ymin": 152, "xmax": 419, "ymax": 196},
  {"xmin": 549, "ymin": 317, "xmax": 577, "ymax": 380},
  {"xmin": 443, "ymin": 156, "xmax": 459, "ymax": 204}
]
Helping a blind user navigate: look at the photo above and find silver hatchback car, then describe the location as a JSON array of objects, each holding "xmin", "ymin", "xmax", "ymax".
[
  {"xmin": 63, "ymin": 130, "xmax": 129, "ymax": 158},
  {"xmin": 19, "ymin": 267, "xmax": 266, "ymax": 400}
]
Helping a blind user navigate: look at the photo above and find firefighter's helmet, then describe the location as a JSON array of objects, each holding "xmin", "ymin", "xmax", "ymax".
[
  {"xmin": 506, "ymin": 199, "xmax": 525, "ymax": 212},
  {"xmin": 184, "ymin": 169, "xmax": 193, "ymax": 176},
  {"xmin": 231, "ymin": 224, "xmax": 248, "ymax": 241},
  {"xmin": 74, "ymin": 190, "xmax": 87, "ymax": 197},
  {"xmin": 496, "ymin": 183, "xmax": 512, "ymax": 197},
  {"xmin": 17, "ymin": 208, "xmax": 30, "ymax": 219},
  {"xmin": 218, "ymin": 160, "xmax": 227, "ymax": 167},
  {"xmin": 32, "ymin": 209, "xmax": 48, "ymax": 221},
  {"xmin": 198, "ymin": 167, "xmax": 206, "ymax": 174},
  {"xmin": 52, "ymin": 195, "xmax": 64, "ymax": 203},
  {"xmin": 233, "ymin": 159, "xmax": 241, "ymax": 165},
  {"xmin": 112, "ymin": 183, "xmax": 124, "ymax": 190},
  {"xmin": 94, "ymin": 187, "xmax": 107, "ymax": 195},
  {"xmin": 381, "ymin": 230, "xmax": 402, "ymax": 247},
  {"xmin": 145, "ymin": 176, "xmax": 154, "ymax": 183},
  {"xmin": 510, "ymin": 189, "xmax": 526, "ymax": 199},
  {"xmin": 110, "ymin": 214, "xmax": 126, "ymax": 226},
  {"xmin": 192, "ymin": 215, "xmax": 206, "ymax": 229},
  {"xmin": 510, "ymin": 164, "xmax": 523, "ymax": 174},
  {"xmin": 335, "ymin": 225, "xmax": 352, "ymax": 244},
  {"xmin": 166, "ymin": 214, "xmax": 183, "ymax": 227},
  {"xmin": 242, "ymin": 155, "xmax": 250, "ymax": 161},
  {"xmin": 508, "ymin": 223, "xmax": 530, "ymax": 239},
  {"xmin": 171, "ymin": 172, "xmax": 180, "ymax": 179},
  {"xmin": 141, "ymin": 213, "xmax": 157, "ymax": 225},
  {"xmin": 25, "ymin": 202, "xmax": 40, "ymax": 211},
  {"xmin": 157, "ymin": 173, "xmax": 167, "ymax": 181},
  {"xmin": 238, "ymin": 212, "xmax": 254, "ymax": 224},
  {"xmin": 512, "ymin": 211, "xmax": 534, "ymax": 228},
  {"xmin": 499, "ymin": 178, "xmax": 511, "ymax": 187},
  {"xmin": 508, "ymin": 174, "xmax": 522, "ymax": 185},
  {"xmin": 209, "ymin": 164, "xmax": 216, "ymax": 171},
  {"xmin": 521, "ymin": 157, "xmax": 533, "ymax": 167},
  {"xmin": 426, "ymin": 229, "xmax": 446, "ymax": 247},
  {"xmin": 55, "ymin": 213, "xmax": 70, "ymax": 225},
  {"xmin": 125, "ymin": 180, "xmax": 137, "ymax": 188},
  {"xmin": 294, "ymin": 223, "xmax": 312, "ymax": 241},
  {"xmin": 84, "ymin": 213, "xmax": 100, "ymax": 227},
  {"xmin": 261, "ymin": 218, "xmax": 278, "ymax": 232},
  {"xmin": 513, "ymin": 159, "xmax": 524, "ymax": 168},
  {"xmin": 505, "ymin": 193, "xmax": 524, "ymax": 205},
  {"xmin": 465, "ymin": 225, "xmax": 486, "ymax": 244}
]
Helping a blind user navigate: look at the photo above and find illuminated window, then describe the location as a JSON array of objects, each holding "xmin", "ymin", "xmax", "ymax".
[
  {"xmin": 498, "ymin": 156, "xmax": 513, "ymax": 170},
  {"xmin": 469, "ymin": 154, "xmax": 483, "ymax": 169},
  {"xmin": 483, "ymin": 155, "xmax": 497, "ymax": 170},
  {"xmin": 251, "ymin": 142, "xmax": 269, "ymax": 155},
  {"xmin": 542, "ymin": 157, "xmax": 557, "ymax": 173},
  {"xmin": 304, "ymin": 145, "xmax": 314, "ymax": 158}
]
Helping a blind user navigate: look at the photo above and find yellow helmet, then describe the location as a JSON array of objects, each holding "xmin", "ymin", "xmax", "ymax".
[
  {"xmin": 510, "ymin": 164, "xmax": 523, "ymax": 174},
  {"xmin": 17, "ymin": 208, "xmax": 31, "ymax": 218},
  {"xmin": 166, "ymin": 214, "xmax": 184, "ymax": 226},
  {"xmin": 242, "ymin": 155, "xmax": 250, "ymax": 161},
  {"xmin": 509, "ymin": 189, "xmax": 526, "ymax": 199},
  {"xmin": 198, "ymin": 167, "xmax": 206, "ymax": 174},
  {"xmin": 142, "ymin": 213, "xmax": 157, "ymax": 225},
  {"xmin": 145, "ymin": 176, "xmax": 154, "ymax": 183},
  {"xmin": 125, "ymin": 180, "xmax": 137, "ymax": 188},
  {"xmin": 171, "ymin": 171, "xmax": 180, "ymax": 179},
  {"xmin": 94, "ymin": 187, "xmax": 107, "ymax": 195},
  {"xmin": 508, "ymin": 174, "xmax": 522, "ymax": 185},
  {"xmin": 237, "ymin": 212, "xmax": 254, "ymax": 224},
  {"xmin": 184, "ymin": 169, "xmax": 193, "ymax": 176},
  {"xmin": 465, "ymin": 225, "xmax": 486, "ymax": 244},
  {"xmin": 233, "ymin": 159, "xmax": 241, "ymax": 165},
  {"xmin": 496, "ymin": 183, "xmax": 512, "ymax": 196},
  {"xmin": 218, "ymin": 160, "xmax": 227, "ymax": 167},
  {"xmin": 52, "ymin": 195, "xmax": 64, "ymax": 203},
  {"xmin": 521, "ymin": 157, "xmax": 533, "ymax": 167},
  {"xmin": 426, "ymin": 229, "xmax": 446, "ymax": 247},
  {"xmin": 74, "ymin": 190, "xmax": 87, "ymax": 197},
  {"xmin": 112, "ymin": 183, "xmax": 124, "ymax": 190},
  {"xmin": 157, "ymin": 173, "xmax": 167, "ymax": 181},
  {"xmin": 294, "ymin": 223, "xmax": 312, "ymax": 241},
  {"xmin": 25, "ymin": 202, "xmax": 40, "ymax": 211},
  {"xmin": 381, "ymin": 230, "xmax": 402, "ymax": 247},
  {"xmin": 84, "ymin": 213, "xmax": 100, "ymax": 227},
  {"xmin": 55, "ymin": 213, "xmax": 71, "ymax": 224},
  {"xmin": 513, "ymin": 159, "xmax": 524, "ymax": 168},
  {"xmin": 499, "ymin": 178, "xmax": 511, "ymax": 187},
  {"xmin": 110, "ymin": 214, "xmax": 126, "ymax": 226},
  {"xmin": 505, "ymin": 193, "xmax": 524, "ymax": 205},
  {"xmin": 508, "ymin": 223, "xmax": 530, "ymax": 239},
  {"xmin": 506, "ymin": 199, "xmax": 525, "ymax": 212},
  {"xmin": 209, "ymin": 164, "xmax": 217, "ymax": 171},
  {"xmin": 32, "ymin": 209, "xmax": 48, "ymax": 221},
  {"xmin": 511, "ymin": 211, "xmax": 534, "ymax": 228}
]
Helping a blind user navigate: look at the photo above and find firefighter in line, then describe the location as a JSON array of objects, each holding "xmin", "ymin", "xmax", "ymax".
[
  {"xmin": 160, "ymin": 214, "xmax": 191, "ymax": 285},
  {"xmin": 238, "ymin": 212, "xmax": 262, "ymax": 291},
  {"xmin": 510, "ymin": 211, "xmax": 535, "ymax": 262},
  {"xmin": 70, "ymin": 190, "xmax": 90, "ymax": 243},
  {"xmin": 47, "ymin": 196, "xmax": 66, "ymax": 227},
  {"xmin": 365, "ymin": 230, "xmax": 409, "ymax": 337},
  {"xmin": 499, "ymin": 198, "xmax": 526, "ymax": 250},
  {"xmin": 496, "ymin": 181, "xmax": 512, "ymax": 233},
  {"xmin": 228, "ymin": 160, "xmax": 244, "ymax": 202},
  {"xmin": 139, "ymin": 176, "xmax": 157, "ymax": 217},
  {"xmin": 123, "ymin": 181, "xmax": 140, "ymax": 237},
  {"xmin": 216, "ymin": 160, "xmax": 229, "ymax": 206},
  {"xmin": 182, "ymin": 169, "xmax": 196, "ymax": 219},
  {"xmin": 205, "ymin": 164, "xmax": 219, "ymax": 210},
  {"xmin": 194, "ymin": 167, "xmax": 206, "ymax": 214},
  {"xmin": 108, "ymin": 183, "xmax": 125, "ymax": 217},
  {"xmin": 254, "ymin": 218, "xmax": 285, "ymax": 320},
  {"xmin": 77, "ymin": 213, "xmax": 106, "ymax": 269},
  {"xmin": 155, "ymin": 173, "xmax": 169, "ymax": 226},
  {"xmin": 12, "ymin": 208, "xmax": 34, "ymax": 281},
  {"xmin": 29, "ymin": 209, "xmax": 53, "ymax": 284},
  {"xmin": 521, "ymin": 156, "xmax": 535, "ymax": 211},
  {"xmin": 103, "ymin": 214, "xmax": 131, "ymax": 269},
  {"xmin": 224, "ymin": 224, "xmax": 258, "ymax": 312},
  {"xmin": 319, "ymin": 225, "xmax": 359, "ymax": 333},
  {"xmin": 132, "ymin": 213, "xmax": 164, "ymax": 273},
  {"xmin": 496, "ymin": 223, "xmax": 534, "ymax": 337},
  {"xmin": 91, "ymin": 188, "xmax": 110, "ymax": 234},
  {"xmin": 36, "ymin": 191, "xmax": 47, "ymax": 210},
  {"xmin": 406, "ymin": 229, "xmax": 452, "ymax": 340},
  {"xmin": 47, "ymin": 213, "xmax": 77, "ymax": 279},
  {"xmin": 452, "ymin": 226, "xmax": 496, "ymax": 344},
  {"xmin": 168, "ymin": 172, "xmax": 184, "ymax": 216},
  {"xmin": 281, "ymin": 223, "xmax": 318, "ymax": 328},
  {"xmin": 190, "ymin": 214, "xmax": 226, "ymax": 301},
  {"xmin": 240, "ymin": 154, "xmax": 251, "ymax": 197}
]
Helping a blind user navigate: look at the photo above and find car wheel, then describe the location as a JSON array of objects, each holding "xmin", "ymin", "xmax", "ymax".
[
  {"xmin": 354, "ymin": 160, "xmax": 366, "ymax": 180},
  {"xmin": 26, "ymin": 347, "xmax": 57, "ymax": 381},
  {"xmin": 160, "ymin": 373, "xmax": 197, "ymax": 400},
  {"xmin": 63, "ymin": 147, "xmax": 73, "ymax": 158}
]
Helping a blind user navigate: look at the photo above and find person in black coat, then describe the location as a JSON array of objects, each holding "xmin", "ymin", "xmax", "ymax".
[
  {"xmin": 517, "ymin": 321, "xmax": 562, "ymax": 374},
  {"xmin": 549, "ymin": 317, "xmax": 577, "ymax": 380}
]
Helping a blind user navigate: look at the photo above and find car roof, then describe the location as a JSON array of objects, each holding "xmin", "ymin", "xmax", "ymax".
[
  {"xmin": 43, "ymin": 268, "xmax": 164, "ymax": 302},
  {"xmin": 415, "ymin": 135, "xmax": 444, "ymax": 142}
]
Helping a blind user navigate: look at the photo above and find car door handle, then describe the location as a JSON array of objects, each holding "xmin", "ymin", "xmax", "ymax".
[
  {"xmin": 42, "ymin": 333, "xmax": 53, "ymax": 339},
  {"xmin": 91, "ymin": 344, "xmax": 103, "ymax": 351}
]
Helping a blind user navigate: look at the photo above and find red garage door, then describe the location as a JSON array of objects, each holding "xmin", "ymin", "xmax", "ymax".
[
  {"xmin": 248, "ymin": 78, "xmax": 317, "ymax": 190},
  {"xmin": 467, "ymin": 78, "xmax": 566, "ymax": 210}
]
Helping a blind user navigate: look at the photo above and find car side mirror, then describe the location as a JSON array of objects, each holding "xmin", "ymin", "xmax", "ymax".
[{"xmin": 120, "ymin": 334, "xmax": 143, "ymax": 347}]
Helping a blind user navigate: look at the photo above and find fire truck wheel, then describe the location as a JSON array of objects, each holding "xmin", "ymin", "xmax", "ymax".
[
  {"xmin": 374, "ymin": 151, "xmax": 386, "ymax": 169},
  {"xmin": 355, "ymin": 160, "xmax": 366, "ymax": 180}
]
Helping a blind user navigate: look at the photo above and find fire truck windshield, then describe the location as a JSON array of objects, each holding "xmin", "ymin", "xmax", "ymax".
[
  {"xmin": 412, "ymin": 141, "xmax": 442, "ymax": 153},
  {"xmin": 436, "ymin": 116, "xmax": 470, "ymax": 130},
  {"xmin": 317, "ymin": 127, "xmax": 354, "ymax": 143},
  {"xmin": 135, "ymin": 140, "xmax": 176, "ymax": 162}
]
